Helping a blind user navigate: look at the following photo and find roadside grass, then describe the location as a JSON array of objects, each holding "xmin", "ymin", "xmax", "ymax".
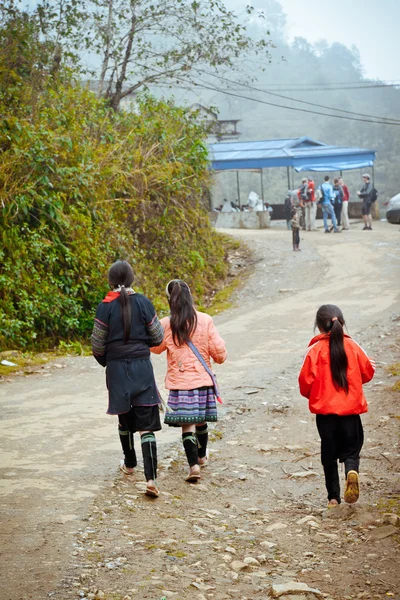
[
  {"xmin": 386, "ymin": 361, "xmax": 400, "ymax": 393},
  {"xmin": 205, "ymin": 277, "xmax": 243, "ymax": 316},
  {"xmin": 200, "ymin": 235, "xmax": 252, "ymax": 316},
  {"xmin": 0, "ymin": 235, "xmax": 251, "ymax": 381},
  {"xmin": 0, "ymin": 341, "xmax": 91, "ymax": 379},
  {"xmin": 376, "ymin": 495, "xmax": 400, "ymax": 517}
]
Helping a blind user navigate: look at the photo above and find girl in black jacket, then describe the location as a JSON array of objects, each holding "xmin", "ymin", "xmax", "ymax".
[{"xmin": 91, "ymin": 260, "xmax": 164, "ymax": 497}]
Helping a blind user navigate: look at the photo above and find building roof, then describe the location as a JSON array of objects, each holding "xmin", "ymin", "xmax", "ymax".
[{"xmin": 209, "ymin": 136, "xmax": 376, "ymax": 172}]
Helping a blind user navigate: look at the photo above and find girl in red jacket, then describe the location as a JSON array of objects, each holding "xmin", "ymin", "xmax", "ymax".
[{"xmin": 298, "ymin": 304, "xmax": 375, "ymax": 506}]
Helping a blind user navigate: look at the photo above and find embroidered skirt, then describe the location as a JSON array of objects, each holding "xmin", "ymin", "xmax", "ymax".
[{"xmin": 164, "ymin": 386, "xmax": 218, "ymax": 426}]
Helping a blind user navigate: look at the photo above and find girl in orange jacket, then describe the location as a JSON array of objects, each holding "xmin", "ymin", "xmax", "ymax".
[
  {"xmin": 151, "ymin": 280, "xmax": 227, "ymax": 482},
  {"xmin": 298, "ymin": 304, "xmax": 375, "ymax": 506}
]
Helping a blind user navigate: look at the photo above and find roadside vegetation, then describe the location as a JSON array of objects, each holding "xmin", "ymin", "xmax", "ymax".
[{"xmin": 0, "ymin": 4, "xmax": 256, "ymax": 351}]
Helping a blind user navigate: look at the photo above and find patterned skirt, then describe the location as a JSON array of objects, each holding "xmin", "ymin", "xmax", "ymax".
[{"xmin": 164, "ymin": 386, "xmax": 218, "ymax": 426}]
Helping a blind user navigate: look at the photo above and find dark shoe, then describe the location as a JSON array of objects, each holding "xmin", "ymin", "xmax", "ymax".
[
  {"xmin": 324, "ymin": 229, "xmax": 330, "ymax": 233},
  {"xmin": 333, "ymin": 229, "xmax": 341, "ymax": 233},
  {"xmin": 362, "ymin": 226, "xmax": 368, "ymax": 230},
  {"xmin": 368, "ymin": 226, "xmax": 372, "ymax": 230}
]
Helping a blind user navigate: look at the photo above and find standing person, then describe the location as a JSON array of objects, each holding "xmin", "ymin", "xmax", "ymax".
[
  {"xmin": 291, "ymin": 208, "xmax": 301, "ymax": 251},
  {"xmin": 298, "ymin": 304, "xmax": 375, "ymax": 506},
  {"xmin": 304, "ymin": 177, "xmax": 317, "ymax": 231},
  {"xmin": 297, "ymin": 178, "xmax": 308, "ymax": 230},
  {"xmin": 284, "ymin": 192, "xmax": 293, "ymax": 230},
  {"xmin": 357, "ymin": 174, "xmax": 373, "ymax": 230},
  {"xmin": 339, "ymin": 177, "xmax": 350, "ymax": 230},
  {"xmin": 91, "ymin": 260, "xmax": 164, "ymax": 498},
  {"xmin": 319, "ymin": 176, "xmax": 340, "ymax": 233},
  {"xmin": 151, "ymin": 280, "xmax": 227, "ymax": 482},
  {"xmin": 332, "ymin": 178, "xmax": 344, "ymax": 227}
]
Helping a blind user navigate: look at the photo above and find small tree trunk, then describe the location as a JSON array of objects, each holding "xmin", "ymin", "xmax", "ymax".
[{"xmin": 98, "ymin": 0, "xmax": 113, "ymax": 96}]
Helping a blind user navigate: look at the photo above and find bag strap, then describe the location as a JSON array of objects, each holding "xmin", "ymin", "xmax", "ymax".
[{"xmin": 187, "ymin": 340, "xmax": 223, "ymax": 404}]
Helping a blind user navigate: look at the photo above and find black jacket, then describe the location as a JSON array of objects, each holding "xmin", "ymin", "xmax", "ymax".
[
  {"xmin": 359, "ymin": 182, "xmax": 372, "ymax": 200},
  {"xmin": 91, "ymin": 293, "xmax": 164, "ymax": 367}
]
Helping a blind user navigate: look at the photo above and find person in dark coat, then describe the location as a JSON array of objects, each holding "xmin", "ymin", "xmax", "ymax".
[
  {"xmin": 332, "ymin": 178, "xmax": 344, "ymax": 227},
  {"xmin": 357, "ymin": 174, "xmax": 373, "ymax": 230},
  {"xmin": 91, "ymin": 260, "xmax": 164, "ymax": 497},
  {"xmin": 284, "ymin": 192, "xmax": 293, "ymax": 230}
]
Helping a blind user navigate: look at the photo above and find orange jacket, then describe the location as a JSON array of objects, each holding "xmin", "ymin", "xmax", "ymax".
[
  {"xmin": 298, "ymin": 333, "xmax": 375, "ymax": 415},
  {"xmin": 151, "ymin": 311, "xmax": 227, "ymax": 390},
  {"xmin": 308, "ymin": 180, "xmax": 315, "ymax": 202}
]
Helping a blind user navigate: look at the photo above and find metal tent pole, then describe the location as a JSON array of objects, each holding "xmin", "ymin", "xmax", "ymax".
[
  {"xmin": 371, "ymin": 164, "xmax": 377, "ymax": 220},
  {"xmin": 236, "ymin": 171, "xmax": 241, "ymax": 208},
  {"xmin": 287, "ymin": 166, "xmax": 291, "ymax": 190},
  {"xmin": 260, "ymin": 169, "xmax": 265, "ymax": 210}
]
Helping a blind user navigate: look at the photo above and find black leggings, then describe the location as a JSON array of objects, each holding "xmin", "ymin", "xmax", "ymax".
[
  {"xmin": 118, "ymin": 407, "xmax": 159, "ymax": 480},
  {"xmin": 316, "ymin": 414, "xmax": 364, "ymax": 503},
  {"xmin": 334, "ymin": 203, "xmax": 342, "ymax": 226}
]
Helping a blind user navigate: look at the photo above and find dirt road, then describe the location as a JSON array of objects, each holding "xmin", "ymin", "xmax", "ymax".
[{"xmin": 0, "ymin": 221, "xmax": 399, "ymax": 600}]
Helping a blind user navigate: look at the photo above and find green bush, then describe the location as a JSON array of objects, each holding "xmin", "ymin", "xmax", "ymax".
[{"xmin": 0, "ymin": 85, "xmax": 229, "ymax": 349}]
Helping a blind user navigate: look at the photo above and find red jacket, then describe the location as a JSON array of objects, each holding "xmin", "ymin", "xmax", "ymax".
[
  {"xmin": 298, "ymin": 333, "xmax": 375, "ymax": 415},
  {"xmin": 342, "ymin": 184, "xmax": 350, "ymax": 201}
]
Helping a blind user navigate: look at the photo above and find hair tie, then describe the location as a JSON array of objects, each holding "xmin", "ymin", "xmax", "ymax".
[
  {"xmin": 165, "ymin": 279, "xmax": 191, "ymax": 300},
  {"xmin": 332, "ymin": 317, "xmax": 338, "ymax": 322}
]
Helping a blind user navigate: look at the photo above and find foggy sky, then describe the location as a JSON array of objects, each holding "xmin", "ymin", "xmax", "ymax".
[
  {"xmin": 24, "ymin": 0, "xmax": 399, "ymax": 82},
  {"xmin": 265, "ymin": 0, "xmax": 399, "ymax": 81}
]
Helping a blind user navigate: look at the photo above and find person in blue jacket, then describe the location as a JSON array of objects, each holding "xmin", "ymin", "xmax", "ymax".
[{"xmin": 319, "ymin": 176, "xmax": 340, "ymax": 233}]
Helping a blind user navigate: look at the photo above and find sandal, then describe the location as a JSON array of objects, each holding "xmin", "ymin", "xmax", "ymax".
[
  {"xmin": 185, "ymin": 467, "xmax": 201, "ymax": 482},
  {"xmin": 198, "ymin": 449, "xmax": 209, "ymax": 468},
  {"xmin": 119, "ymin": 462, "xmax": 134, "ymax": 475},
  {"xmin": 145, "ymin": 484, "xmax": 159, "ymax": 498}
]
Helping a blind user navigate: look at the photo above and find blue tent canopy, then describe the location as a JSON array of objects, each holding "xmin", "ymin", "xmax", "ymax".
[{"xmin": 209, "ymin": 136, "xmax": 376, "ymax": 173}]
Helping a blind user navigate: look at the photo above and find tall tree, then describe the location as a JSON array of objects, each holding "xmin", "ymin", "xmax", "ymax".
[{"xmin": 89, "ymin": 0, "xmax": 272, "ymax": 110}]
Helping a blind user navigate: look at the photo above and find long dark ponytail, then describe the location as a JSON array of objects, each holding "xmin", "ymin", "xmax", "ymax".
[
  {"xmin": 315, "ymin": 304, "xmax": 348, "ymax": 393},
  {"xmin": 108, "ymin": 260, "xmax": 134, "ymax": 343},
  {"xmin": 166, "ymin": 279, "xmax": 197, "ymax": 347}
]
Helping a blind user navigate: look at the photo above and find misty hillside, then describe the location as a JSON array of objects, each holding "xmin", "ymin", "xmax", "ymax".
[{"xmin": 154, "ymin": 0, "xmax": 400, "ymax": 206}]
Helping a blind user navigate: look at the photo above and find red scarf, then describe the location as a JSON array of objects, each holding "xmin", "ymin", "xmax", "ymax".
[{"xmin": 102, "ymin": 291, "xmax": 120, "ymax": 303}]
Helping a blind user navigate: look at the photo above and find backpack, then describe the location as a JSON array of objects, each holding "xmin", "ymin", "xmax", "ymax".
[
  {"xmin": 370, "ymin": 187, "xmax": 378, "ymax": 202},
  {"xmin": 299, "ymin": 184, "xmax": 308, "ymax": 201},
  {"xmin": 333, "ymin": 186, "xmax": 343, "ymax": 203}
]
